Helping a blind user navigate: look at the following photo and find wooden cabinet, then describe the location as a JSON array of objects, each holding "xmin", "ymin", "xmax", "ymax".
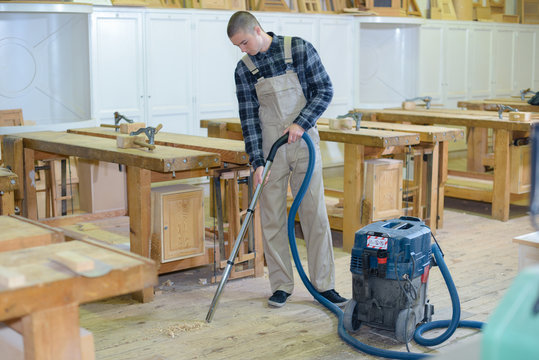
[
  {"xmin": 364, "ymin": 159, "xmax": 403, "ymax": 222},
  {"xmin": 151, "ymin": 183, "xmax": 204, "ymax": 263}
]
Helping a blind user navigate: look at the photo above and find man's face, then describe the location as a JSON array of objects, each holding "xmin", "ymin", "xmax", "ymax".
[{"xmin": 230, "ymin": 27, "xmax": 263, "ymax": 56}]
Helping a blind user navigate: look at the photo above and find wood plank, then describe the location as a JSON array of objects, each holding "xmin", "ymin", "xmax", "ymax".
[
  {"xmin": 10, "ymin": 132, "xmax": 221, "ymax": 173},
  {"xmin": 21, "ymin": 303, "xmax": 81, "ymax": 360},
  {"xmin": 200, "ymin": 118, "xmax": 421, "ymax": 147},
  {"xmin": 319, "ymin": 118, "xmax": 465, "ymax": 143},
  {"xmin": 68, "ymin": 127, "xmax": 249, "ymax": 165},
  {"xmin": 458, "ymin": 99, "xmax": 539, "ymax": 113},
  {"xmin": 367, "ymin": 108, "xmax": 535, "ymax": 131},
  {"xmin": 126, "ymin": 166, "xmax": 154, "ymax": 303},
  {"xmin": 1, "ymin": 137, "xmax": 24, "ymax": 211},
  {"xmin": 0, "ymin": 241, "xmax": 156, "ymax": 321},
  {"xmin": 0, "ymin": 215, "xmax": 64, "ymax": 252},
  {"xmin": 23, "ymin": 148, "xmax": 37, "ymax": 220},
  {"xmin": 492, "ymin": 129, "xmax": 511, "ymax": 221},
  {"xmin": 342, "ymin": 143, "xmax": 363, "ymax": 252},
  {"xmin": 437, "ymin": 141, "xmax": 448, "ymax": 228}
]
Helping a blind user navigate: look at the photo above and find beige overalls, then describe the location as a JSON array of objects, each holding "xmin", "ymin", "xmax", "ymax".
[{"xmin": 242, "ymin": 36, "xmax": 335, "ymax": 295}]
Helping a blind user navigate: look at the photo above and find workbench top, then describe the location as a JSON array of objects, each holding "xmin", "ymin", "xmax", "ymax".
[
  {"xmin": 200, "ymin": 118, "xmax": 421, "ymax": 147},
  {"xmin": 7, "ymin": 131, "xmax": 221, "ymax": 173},
  {"xmin": 0, "ymin": 240, "xmax": 156, "ymax": 321},
  {"xmin": 68, "ymin": 127, "xmax": 249, "ymax": 165},
  {"xmin": 362, "ymin": 108, "xmax": 537, "ymax": 131}
]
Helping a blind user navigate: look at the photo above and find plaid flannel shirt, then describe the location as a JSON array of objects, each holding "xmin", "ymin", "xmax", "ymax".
[{"xmin": 234, "ymin": 33, "xmax": 333, "ymax": 170}]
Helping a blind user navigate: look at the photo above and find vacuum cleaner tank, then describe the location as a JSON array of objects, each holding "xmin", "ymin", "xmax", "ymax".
[{"xmin": 350, "ymin": 216, "xmax": 432, "ymax": 280}]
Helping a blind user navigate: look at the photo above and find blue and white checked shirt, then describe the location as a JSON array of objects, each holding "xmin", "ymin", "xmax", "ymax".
[{"xmin": 234, "ymin": 33, "xmax": 333, "ymax": 170}]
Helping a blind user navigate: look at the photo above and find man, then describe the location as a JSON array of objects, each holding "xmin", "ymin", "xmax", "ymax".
[{"xmin": 227, "ymin": 11, "xmax": 347, "ymax": 308}]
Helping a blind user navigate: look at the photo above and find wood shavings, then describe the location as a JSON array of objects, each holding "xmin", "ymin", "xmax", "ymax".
[
  {"xmin": 162, "ymin": 279, "xmax": 174, "ymax": 287},
  {"xmin": 161, "ymin": 321, "xmax": 207, "ymax": 338}
]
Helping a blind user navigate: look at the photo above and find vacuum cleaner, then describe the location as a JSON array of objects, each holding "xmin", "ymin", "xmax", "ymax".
[{"xmin": 207, "ymin": 131, "xmax": 484, "ymax": 359}]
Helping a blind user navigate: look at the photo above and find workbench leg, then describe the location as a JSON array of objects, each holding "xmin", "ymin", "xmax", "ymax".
[
  {"xmin": 23, "ymin": 148, "xmax": 38, "ymax": 220},
  {"xmin": 0, "ymin": 191, "xmax": 15, "ymax": 215},
  {"xmin": 126, "ymin": 166, "xmax": 154, "ymax": 303},
  {"xmin": 2, "ymin": 136, "xmax": 24, "ymax": 214},
  {"xmin": 492, "ymin": 129, "xmax": 511, "ymax": 221},
  {"xmin": 21, "ymin": 303, "xmax": 82, "ymax": 360},
  {"xmin": 343, "ymin": 143, "xmax": 364, "ymax": 253},
  {"xmin": 466, "ymin": 126, "xmax": 488, "ymax": 172},
  {"xmin": 437, "ymin": 141, "xmax": 448, "ymax": 229},
  {"xmin": 427, "ymin": 143, "xmax": 439, "ymax": 233}
]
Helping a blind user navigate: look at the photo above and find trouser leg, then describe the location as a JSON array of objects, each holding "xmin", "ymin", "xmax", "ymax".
[{"xmin": 260, "ymin": 149, "xmax": 294, "ymax": 294}]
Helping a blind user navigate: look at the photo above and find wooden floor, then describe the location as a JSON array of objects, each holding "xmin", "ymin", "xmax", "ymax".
[{"xmin": 79, "ymin": 201, "xmax": 534, "ymax": 360}]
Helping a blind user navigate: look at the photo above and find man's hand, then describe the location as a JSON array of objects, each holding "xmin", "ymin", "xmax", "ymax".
[
  {"xmin": 253, "ymin": 165, "xmax": 270, "ymax": 187},
  {"xmin": 284, "ymin": 123, "xmax": 305, "ymax": 144}
]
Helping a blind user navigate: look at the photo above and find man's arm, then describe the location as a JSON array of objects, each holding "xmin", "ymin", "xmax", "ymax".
[
  {"xmin": 234, "ymin": 63, "xmax": 265, "ymax": 170},
  {"xmin": 292, "ymin": 38, "xmax": 333, "ymax": 131}
]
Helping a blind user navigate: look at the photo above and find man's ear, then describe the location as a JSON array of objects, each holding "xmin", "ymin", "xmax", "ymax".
[{"xmin": 254, "ymin": 25, "xmax": 262, "ymax": 35}]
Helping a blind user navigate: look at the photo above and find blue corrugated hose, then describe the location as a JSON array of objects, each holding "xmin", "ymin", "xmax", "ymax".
[{"xmin": 287, "ymin": 132, "xmax": 484, "ymax": 359}]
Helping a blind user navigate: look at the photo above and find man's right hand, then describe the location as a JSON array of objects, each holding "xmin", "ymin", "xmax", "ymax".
[{"xmin": 253, "ymin": 166, "xmax": 269, "ymax": 187}]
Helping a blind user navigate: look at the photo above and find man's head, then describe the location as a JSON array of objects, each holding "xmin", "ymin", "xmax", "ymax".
[{"xmin": 227, "ymin": 11, "xmax": 270, "ymax": 56}]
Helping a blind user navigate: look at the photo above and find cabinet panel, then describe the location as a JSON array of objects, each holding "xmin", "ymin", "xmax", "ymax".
[
  {"xmin": 91, "ymin": 11, "xmax": 145, "ymax": 124},
  {"xmin": 146, "ymin": 13, "xmax": 193, "ymax": 135},
  {"xmin": 194, "ymin": 15, "xmax": 239, "ymax": 136},
  {"xmin": 320, "ymin": 19, "xmax": 354, "ymax": 117},
  {"xmin": 469, "ymin": 27, "xmax": 493, "ymax": 99},
  {"xmin": 418, "ymin": 25, "xmax": 444, "ymax": 103},
  {"xmin": 492, "ymin": 28, "xmax": 514, "ymax": 96},
  {"xmin": 360, "ymin": 24, "xmax": 419, "ymax": 106},
  {"xmin": 281, "ymin": 17, "xmax": 318, "ymax": 47},
  {"xmin": 444, "ymin": 26, "xmax": 468, "ymax": 106},
  {"xmin": 515, "ymin": 30, "xmax": 536, "ymax": 92}
]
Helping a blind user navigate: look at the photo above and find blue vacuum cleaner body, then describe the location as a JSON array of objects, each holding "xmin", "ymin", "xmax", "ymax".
[{"xmin": 347, "ymin": 216, "xmax": 434, "ymax": 342}]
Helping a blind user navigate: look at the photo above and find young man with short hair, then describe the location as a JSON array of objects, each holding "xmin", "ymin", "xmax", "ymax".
[{"xmin": 227, "ymin": 11, "xmax": 347, "ymax": 308}]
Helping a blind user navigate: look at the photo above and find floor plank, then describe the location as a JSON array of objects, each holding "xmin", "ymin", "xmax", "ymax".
[{"xmin": 79, "ymin": 205, "xmax": 533, "ymax": 360}]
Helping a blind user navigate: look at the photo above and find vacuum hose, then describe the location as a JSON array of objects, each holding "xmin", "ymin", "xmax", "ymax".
[{"xmin": 289, "ymin": 132, "xmax": 484, "ymax": 359}]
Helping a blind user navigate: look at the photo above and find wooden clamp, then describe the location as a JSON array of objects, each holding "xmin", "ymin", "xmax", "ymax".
[{"xmin": 116, "ymin": 135, "xmax": 156, "ymax": 150}]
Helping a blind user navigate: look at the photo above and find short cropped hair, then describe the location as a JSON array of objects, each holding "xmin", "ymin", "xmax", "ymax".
[{"xmin": 227, "ymin": 11, "xmax": 262, "ymax": 38}]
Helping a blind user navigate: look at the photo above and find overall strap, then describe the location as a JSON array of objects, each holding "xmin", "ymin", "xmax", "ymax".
[
  {"xmin": 241, "ymin": 55, "xmax": 261, "ymax": 79},
  {"xmin": 284, "ymin": 36, "xmax": 293, "ymax": 65}
]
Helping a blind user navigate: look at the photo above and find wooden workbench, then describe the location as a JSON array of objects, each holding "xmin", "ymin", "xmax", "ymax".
[
  {"xmin": 67, "ymin": 127, "xmax": 249, "ymax": 165},
  {"xmin": 0, "ymin": 239, "xmax": 156, "ymax": 360},
  {"xmin": 363, "ymin": 108, "xmax": 537, "ymax": 221},
  {"xmin": 65, "ymin": 127, "xmax": 264, "ymax": 282},
  {"xmin": 2, "ymin": 131, "xmax": 220, "ymax": 302},
  {"xmin": 200, "ymin": 118, "xmax": 422, "ymax": 252},
  {"xmin": 458, "ymin": 99, "xmax": 539, "ymax": 113},
  {"xmin": 0, "ymin": 167, "xmax": 18, "ymax": 215}
]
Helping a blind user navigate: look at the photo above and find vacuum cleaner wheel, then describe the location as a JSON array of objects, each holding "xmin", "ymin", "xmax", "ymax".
[
  {"xmin": 395, "ymin": 308, "xmax": 417, "ymax": 343},
  {"xmin": 343, "ymin": 299, "xmax": 361, "ymax": 333}
]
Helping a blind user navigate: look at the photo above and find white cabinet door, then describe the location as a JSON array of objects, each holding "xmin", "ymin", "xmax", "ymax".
[
  {"xmin": 444, "ymin": 25, "xmax": 469, "ymax": 108},
  {"xmin": 469, "ymin": 27, "xmax": 493, "ymax": 100},
  {"xmin": 281, "ymin": 16, "xmax": 318, "ymax": 47},
  {"xmin": 492, "ymin": 28, "xmax": 515, "ymax": 97},
  {"xmin": 145, "ymin": 12, "xmax": 194, "ymax": 135},
  {"xmin": 514, "ymin": 29, "xmax": 535, "ymax": 93},
  {"xmin": 418, "ymin": 24, "xmax": 444, "ymax": 104},
  {"xmin": 91, "ymin": 10, "xmax": 145, "ymax": 124},
  {"xmin": 320, "ymin": 18, "xmax": 354, "ymax": 117},
  {"xmin": 194, "ymin": 14, "xmax": 239, "ymax": 136}
]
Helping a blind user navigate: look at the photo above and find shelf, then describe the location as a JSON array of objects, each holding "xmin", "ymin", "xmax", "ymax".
[{"xmin": 0, "ymin": 2, "xmax": 93, "ymax": 13}]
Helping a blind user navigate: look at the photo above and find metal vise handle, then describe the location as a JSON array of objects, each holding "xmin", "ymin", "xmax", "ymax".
[
  {"xmin": 405, "ymin": 96, "xmax": 432, "ymax": 109},
  {"xmin": 337, "ymin": 111, "xmax": 362, "ymax": 131},
  {"xmin": 497, "ymin": 104, "xmax": 519, "ymax": 119},
  {"xmin": 130, "ymin": 124, "xmax": 163, "ymax": 145},
  {"xmin": 520, "ymin": 88, "xmax": 536, "ymax": 101},
  {"xmin": 114, "ymin": 112, "xmax": 134, "ymax": 126}
]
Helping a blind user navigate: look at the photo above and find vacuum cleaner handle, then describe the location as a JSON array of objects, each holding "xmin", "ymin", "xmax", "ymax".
[{"xmin": 266, "ymin": 133, "xmax": 290, "ymax": 163}]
